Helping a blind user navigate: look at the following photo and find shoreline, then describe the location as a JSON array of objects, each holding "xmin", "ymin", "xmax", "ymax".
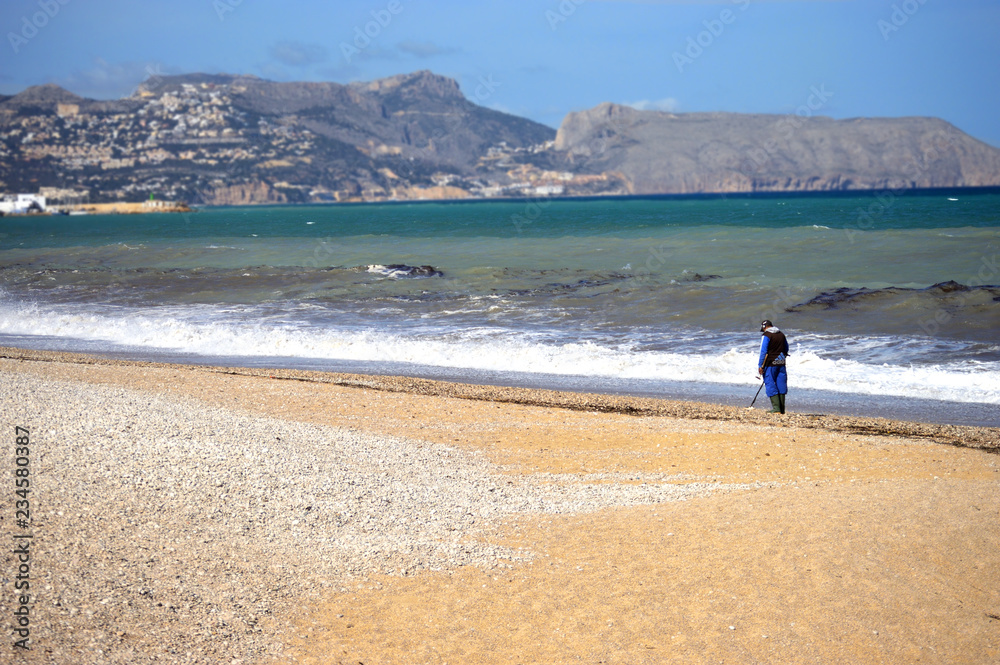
[
  {"xmin": 2, "ymin": 345, "xmax": 997, "ymax": 452},
  {"xmin": 195, "ymin": 184, "xmax": 1000, "ymax": 207},
  {"xmin": 19, "ymin": 185, "xmax": 997, "ymax": 213}
]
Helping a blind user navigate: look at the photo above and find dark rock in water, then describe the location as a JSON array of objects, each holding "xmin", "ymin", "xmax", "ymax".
[
  {"xmin": 928, "ymin": 280, "xmax": 969, "ymax": 293},
  {"xmin": 787, "ymin": 287, "xmax": 880, "ymax": 311},
  {"xmin": 689, "ymin": 273, "xmax": 722, "ymax": 282},
  {"xmin": 408, "ymin": 265, "xmax": 443, "ymax": 277},
  {"xmin": 787, "ymin": 281, "xmax": 1000, "ymax": 313}
]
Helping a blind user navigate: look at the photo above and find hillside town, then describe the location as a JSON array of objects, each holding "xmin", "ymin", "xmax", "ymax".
[
  {"xmin": 0, "ymin": 75, "xmax": 629, "ymax": 208},
  {"xmin": 2, "ymin": 80, "xmax": 296, "ymax": 206}
]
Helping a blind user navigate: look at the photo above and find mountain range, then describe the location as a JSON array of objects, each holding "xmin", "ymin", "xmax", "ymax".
[{"xmin": 1, "ymin": 70, "xmax": 998, "ymax": 205}]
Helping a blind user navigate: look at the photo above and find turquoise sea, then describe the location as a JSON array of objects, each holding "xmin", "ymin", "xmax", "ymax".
[{"xmin": 2, "ymin": 192, "xmax": 998, "ymax": 424}]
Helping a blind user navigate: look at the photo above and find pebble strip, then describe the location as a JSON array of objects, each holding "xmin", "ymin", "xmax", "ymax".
[
  {"xmin": 2, "ymin": 346, "xmax": 997, "ymax": 451},
  {"xmin": 0, "ymin": 372, "xmax": 749, "ymax": 664}
]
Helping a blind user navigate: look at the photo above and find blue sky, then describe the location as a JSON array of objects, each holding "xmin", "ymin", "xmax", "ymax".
[{"xmin": 2, "ymin": 0, "xmax": 999, "ymax": 146}]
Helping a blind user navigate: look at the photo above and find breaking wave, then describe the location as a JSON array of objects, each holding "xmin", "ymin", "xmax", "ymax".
[{"xmin": 1, "ymin": 298, "xmax": 998, "ymax": 405}]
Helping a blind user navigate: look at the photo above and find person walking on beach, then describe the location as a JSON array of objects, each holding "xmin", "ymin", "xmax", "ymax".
[{"xmin": 758, "ymin": 320, "xmax": 789, "ymax": 414}]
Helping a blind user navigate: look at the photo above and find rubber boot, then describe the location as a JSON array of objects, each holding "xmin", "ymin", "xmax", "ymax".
[
  {"xmin": 778, "ymin": 394, "xmax": 786, "ymax": 414},
  {"xmin": 769, "ymin": 395, "xmax": 781, "ymax": 413}
]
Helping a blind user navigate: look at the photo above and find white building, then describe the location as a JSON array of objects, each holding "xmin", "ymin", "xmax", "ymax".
[
  {"xmin": 0, "ymin": 193, "xmax": 47, "ymax": 214},
  {"xmin": 534, "ymin": 185, "xmax": 565, "ymax": 196}
]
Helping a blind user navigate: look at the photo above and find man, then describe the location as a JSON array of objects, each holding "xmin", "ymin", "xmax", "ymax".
[{"xmin": 757, "ymin": 320, "xmax": 789, "ymax": 414}]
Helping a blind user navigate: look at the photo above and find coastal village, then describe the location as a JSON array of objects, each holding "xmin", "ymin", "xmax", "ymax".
[{"xmin": 0, "ymin": 77, "xmax": 627, "ymax": 212}]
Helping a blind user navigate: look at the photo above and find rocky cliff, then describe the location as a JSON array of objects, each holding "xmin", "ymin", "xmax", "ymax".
[
  {"xmin": 554, "ymin": 103, "xmax": 1000, "ymax": 194},
  {"xmin": 201, "ymin": 181, "xmax": 288, "ymax": 206}
]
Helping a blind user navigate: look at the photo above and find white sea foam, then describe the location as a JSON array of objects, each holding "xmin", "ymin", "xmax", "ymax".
[
  {"xmin": 366, "ymin": 264, "xmax": 408, "ymax": 278},
  {"xmin": 1, "ymin": 299, "xmax": 998, "ymax": 405}
]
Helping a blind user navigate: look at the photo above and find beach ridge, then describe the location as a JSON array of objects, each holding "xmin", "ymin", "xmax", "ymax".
[{"xmin": 2, "ymin": 345, "xmax": 996, "ymax": 452}]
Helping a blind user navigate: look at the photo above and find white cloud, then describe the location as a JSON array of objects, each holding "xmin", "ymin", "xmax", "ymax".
[
  {"xmin": 397, "ymin": 41, "xmax": 459, "ymax": 58},
  {"xmin": 626, "ymin": 98, "xmax": 680, "ymax": 112},
  {"xmin": 58, "ymin": 59, "xmax": 166, "ymax": 99},
  {"xmin": 487, "ymin": 102, "xmax": 516, "ymax": 115},
  {"xmin": 270, "ymin": 41, "xmax": 328, "ymax": 67}
]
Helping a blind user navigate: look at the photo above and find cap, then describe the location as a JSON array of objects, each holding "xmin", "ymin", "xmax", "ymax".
[{"xmin": 760, "ymin": 320, "xmax": 772, "ymax": 331}]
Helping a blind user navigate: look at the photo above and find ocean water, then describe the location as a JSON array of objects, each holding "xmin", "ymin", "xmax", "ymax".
[{"xmin": 2, "ymin": 193, "xmax": 998, "ymax": 425}]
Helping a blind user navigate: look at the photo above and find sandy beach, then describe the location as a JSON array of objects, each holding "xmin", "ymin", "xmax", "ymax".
[{"xmin": 1, "ymin": 347, "xmax": 998, "ymax": 664}]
